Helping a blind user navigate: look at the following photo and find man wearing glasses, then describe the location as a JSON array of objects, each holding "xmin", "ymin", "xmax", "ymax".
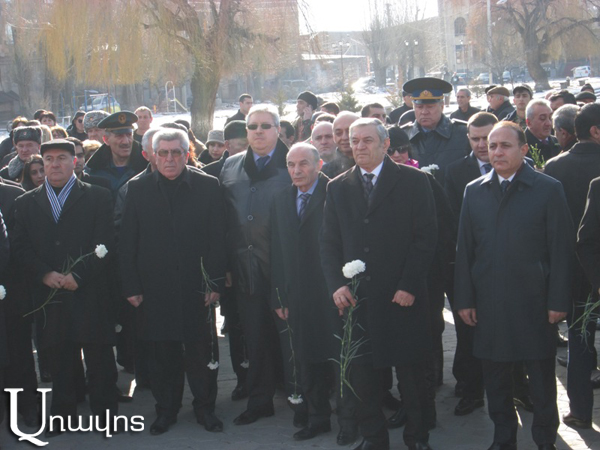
[
  {"xmin": 219, "ymin": 105, "xmax": 293, "ymax": 426},
  {"xmin": 120, "ymin": 128, "xmax": 227, "ymax": 435}
]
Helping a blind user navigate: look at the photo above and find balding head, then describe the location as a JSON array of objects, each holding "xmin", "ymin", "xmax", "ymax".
[
  {"xmin": 287, "ymin": 143, "xmax": 322, "ymax": 192},
  {"xmin": 333, "ymin": 111, "xmax": 360, "ymax": 157},
  {"xmin": 311, "ymin": 121, "xmax": 336, "ymax": 163}
]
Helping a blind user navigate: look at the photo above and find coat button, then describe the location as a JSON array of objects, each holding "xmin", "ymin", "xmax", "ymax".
[
  {"xmin": 250, "ymin": 187, "xmax": 256, "ymax": 192},
  {"xmin": 55, "ymin": 241, "xmax": 60, "ymax": 246},
  {"xmin": 248, "ymin": 245, "xmax": 253, "ymax": 250},
  {"xmin": 364, "ymin": 247, "xmax": 369, "ymax": 253},
  {"xmin": 366, "ymin": 276, "xmax": 371, "ymax": 281},
  {"xmin": 247, "ymin": 215, "xmax": 254, "ymax": 221},
  {"xmin": 364, "ymin": 219, "xmax": 369, "ymax": 224}
]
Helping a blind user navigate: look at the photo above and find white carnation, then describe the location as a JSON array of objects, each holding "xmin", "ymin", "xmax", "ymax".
[
  {"xmin": 115, "ymin": 324, "xmax": 123, "ymax": 333},
  {"xmin": 342, "ymin": 260, "xmax": 366, "ymax": 279},
  {"xmin": 95, "ymin": 244, "xmax": 108, "ymax": 259},
  {"xmin": 421, "ymin": 164, "xmax": 439, "ymax": 174},
  {"xmin": 288, "ymin": 395, "xmax": 304, "ymax": 405},
  {"xmin": 207, "ymin": 361, "xmax": 219, "ymax": 370},
  {"xmin": 240, "ymin": 360, "xmax": 249, "ymax": 369},
  {"xmin": 0, "ymin": 285, "xmax": 5, "ymax": 300}
]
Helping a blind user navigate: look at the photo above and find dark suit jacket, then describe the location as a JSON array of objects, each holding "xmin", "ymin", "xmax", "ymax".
[
  {"xmin": 320, "ymin": 156, "xmax": 437, "ymax": 367},
  {"xmin": 11, "ymin": 179, "xmax": 116, "ymax": 349},
  {"xmin": 444, "ymin": 153, "xmax": 484, "ymax": 229},
  {"xmin": 578, "ymin": 177, "xmax": 600, "ymax": 292},
  {"xmin": 270, "ymin": 173, "xmax": 340, "ymax": 363},
  {"xmin": 119, "ymin": 167, "xmax": 227, "ymax": 342},
  {"xmin": 454, "ymin": 163, "xmax": 574, "ymax": 361}
]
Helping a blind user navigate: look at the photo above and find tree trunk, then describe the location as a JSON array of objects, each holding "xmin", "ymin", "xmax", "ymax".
[
  {"xmin": 190, "ymin": 63, "xmax": 220, "ymax": 142},
  {"xmin": 12, "ymin": 26, "xmax": 33, "ymax": 116},
  {"xmin": 524, "ymin": 30, "xmax": 550, "ymax": 91},
  {"xmin": 375, "ymin": 66, "xmax": 387, "ymax": 87}
]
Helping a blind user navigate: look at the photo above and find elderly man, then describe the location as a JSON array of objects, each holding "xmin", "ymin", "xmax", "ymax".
[
  {"xmin": 486, "ymin": 86, "xmax": 515, "ymax": 120},
  {"xmin": 220, "ymin": 104, "xmax": 291, "ymax": 425},
  {"xmin": 321, "ymin": 118, "xmax": 437, "ymax": 450},
  {"xmin": 575, "ymin": 91, "xmax": 596, "ymax": 104},
  {"xmin": 270, "ymin": 143, "xmax": 340, "ymax": 441},
  {"xmin": 83, "ymin": 110, "xmax": 110, "ymax": 143},
  {"xmin": 525, "ymin": 99, "xmax": 561, "ymax": 162},
  {"xmin": 0, "ymin": 126, "xmax": 41, "ymax": 181},
  {"xmin": 544, "ymin": 103, "xmax": 600, "ymax": 430},
  {"xmin": 321, "ymin": 111, "xmax": 360, "ymax": 178},
  {"xmin": 551, "ymin": 104, "xmax": 579, "ymax": 152},
  {"xmin": 226, "ymin": 94, "xmax": 253, "ymax": 125},
  {"xmin": 455, "ymin": 122, "xmax": 574, "ymax": 450},
  {"xmin": 119, "ymin": 128, "xmax": 227, "ymax": 435},
  {"xmin": 85, "ymin": 111, "xmax": 147, "ymax": 197},
  {"xmin": 450, "ymin": 89, "xmax": 480, "ymax": 122},
  {"xmin": 12, "ymin": 139, "xmax": 118, "ymax": 437},
  {"xmin": 504, "ymin": 85, "xmax": 533, "ymax": 130},
  {"xmin": 311, "ymin": 121, "xmax": 336, "ymax": 164},
  {"xmin": 402, "ymin": 77, "xmax": 469, "ymax": 185}
]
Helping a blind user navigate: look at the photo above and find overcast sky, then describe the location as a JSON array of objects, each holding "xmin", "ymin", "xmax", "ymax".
[{"xmin": 301, "ymin": 0, "xmax": 438, "ymax": 32}]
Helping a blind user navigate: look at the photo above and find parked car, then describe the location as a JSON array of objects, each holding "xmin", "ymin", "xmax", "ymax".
[
  {"xmin": 572, "ymin": 65, "xmax": 592, "ymax": 78},
  {"xmin": 79, "ymin": 94, "xmax": 121, "ymax": 113},
  {"xmin": 475, "ymin": 72, "xmax": 490, "ymax": 84}
]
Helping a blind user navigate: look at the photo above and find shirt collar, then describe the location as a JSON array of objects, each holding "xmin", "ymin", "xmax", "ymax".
[
  {"xmin": 253, "ymin": 146, "xmax": 276, "ymax": 163},
  {"xmin": 296, "ymin": 177, "xmax": 319, "ymax": 198},
  {"xmin": 360, "ymin": 160, "xmax": 384, "ymax": 183}
]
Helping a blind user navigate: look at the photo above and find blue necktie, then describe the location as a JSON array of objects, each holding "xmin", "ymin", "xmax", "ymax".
[
  {"xmin": 256, "ymin": 155, "xmax": 270, "ymax": 171},
  {"xmin": 298, "ymin": 193, "xmax": 310, "ymax": 220},
  {"xmin": 501, "ymin": 179, "xmax": 511, "ymax": 195},
  {"xmin": 483, "ymin": 163, "xmax": 492, "ymax": 173},
  {"xmin": 363, "ymin": 173, "xmax": 375, "ymax": 203}
]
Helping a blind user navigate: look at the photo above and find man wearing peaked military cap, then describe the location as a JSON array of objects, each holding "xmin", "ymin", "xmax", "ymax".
[{"xmin": 0, "ymin": 126, "xmax": 42, "ymax": 181}]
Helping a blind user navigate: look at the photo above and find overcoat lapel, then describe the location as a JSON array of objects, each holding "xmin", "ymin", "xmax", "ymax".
[
  {"xmin": 60, "ymin": 180, "xmax": 85, "ymax": 218},
  {"xmin": 367, "ymin": 157, "xmax": 400, "ymax": 215},
  {"xmin": 32, "ymin": 185, "xmax": 55, "ymax": 222},
  {"xmin": 348, "ymin": 166, "xmax": 368, "ymax": 216},
  {"xmin": 300, "ymin": 173, "xmax": 327, "ymax": 227}
]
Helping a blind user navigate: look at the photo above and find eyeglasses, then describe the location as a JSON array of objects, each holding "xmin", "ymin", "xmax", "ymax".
[
  {"xmin": 247, "ymin": 123, "xmax": 275, "ymax": 130},
  {"xmin": 387, "ymin": 145, "xmax": 411, "ymax": 155},
  {"xmin": 156, "ymin": 149, "xmax": 185, "ymax": 158}
]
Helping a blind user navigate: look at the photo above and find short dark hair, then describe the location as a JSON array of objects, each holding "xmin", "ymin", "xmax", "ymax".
[
  {"xmin": 65, "ymin": 136, "xmax": 83, "ymax": 148},
  {"xmin": 279, "ymin": 120, "xmax": 295, "ymax": 139},
  {"xmin": 11, "ymin": 116, "xmax": 28, "ymax": 131},
  {"xmin": 467, "ymin": 112, "xmax": 498, "ymax": 132},
  {"xmin": 39, "ymin": 111, "xmax": 57, "ymax": 123},
  {"xmin": 239, "ymin": 94, "xmax": 252, "ymax": 103},
  {"xmin": 321, "ymin": 102, "xmax": 340, "ymax": 115},
  {"xmin": 315, "ymin": 113, "xmax": 336, "ymax": 123},
  {"xmin": 491, "ymin": 121, "xmax": 526, "ymax": 147},
  {"xmin": 549, "ymin": 90, "xmax": 576, "ymax": 105},
  {"xmin": 575, "ymin": 103, "xmax": 600, "ymax": 140},
  {"xmin": 361, "ymin": 103, "xmax": 385, "ymax": 118}
]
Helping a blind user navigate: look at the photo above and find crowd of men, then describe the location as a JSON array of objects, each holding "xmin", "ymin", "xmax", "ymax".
[{"xmin": 0, "ymin": 76, "xmax": 599, "ymax": 450}]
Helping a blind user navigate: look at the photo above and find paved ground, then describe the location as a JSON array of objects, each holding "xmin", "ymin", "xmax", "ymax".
[{"xmin": 1, "ymin": 306, "xmax": 599, "ymax": 449}]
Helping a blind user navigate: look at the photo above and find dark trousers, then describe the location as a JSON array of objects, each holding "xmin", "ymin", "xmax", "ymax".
[
  {"xmin": 147, "ymin": 339, "xmax": 218, "ymax": 419},
  {"xmin": 237, "ymin": 289, "xmax": 279, "ymax": 411},
  {"xmin": 4, "ymin": 319, "xmax": 38, "ymax": 415},
  {"xmin": 301, "ymin": 361, "xmax": 333, "ymax": 426},
  {"xmin": 395, "ymin": 362, "xmax": 429, "ymax": 447},
  {"xmin": 46, "ymin": 342, "xmax": 117, "ymax": 419},
  {"xmin": 481, "ymin": 358, "xmax": 558, "ymax": 446},
  {"xmin": 451, "ymin": 310, "xmax": 484, "ymax": 398},
  {"xmin": 220, "ymin": 286, "xmax": 248, "ymax": 385},
  {"xmin": 566, "ymin": 288, "xmax": 598, "ymax": 421}
]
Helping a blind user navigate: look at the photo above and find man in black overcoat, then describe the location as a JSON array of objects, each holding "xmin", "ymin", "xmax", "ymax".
[
  {"xmin": 119, "ymin": 128, "xmax": 227, "ymax": 435},
  {"xmin": 219, "ymin": 105, "xmax": 291, "ymax": 425},
  {"xmin": 544, "ymin": 102, "xmax": 600, "ymax": 430},
  {"xmin": 454, "ymin": 122, "xmax": 574, "ymax": 450},
  {"xmin": 320, "ymin": 118, "xmax": 438, "ymax": 450},
  {"xmin": 270, "ymin": 143, "xmax": 340, "ymax": 441},
  {"xmin": 12, "ymin": 139, "xmax": 118, "ymax": 436}
]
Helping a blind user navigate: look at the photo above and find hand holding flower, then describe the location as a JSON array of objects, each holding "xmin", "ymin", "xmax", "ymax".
[
  {"xmin": 60, "ymin": 273, "xmax": 79, "ymax": 291},
  {"xmin": 42, "ymin": 271, "xmax": 65, "ymax": 289},
  {"xmin": 333, "ymin": 285, "xmax": 356, "ymax": 314}
]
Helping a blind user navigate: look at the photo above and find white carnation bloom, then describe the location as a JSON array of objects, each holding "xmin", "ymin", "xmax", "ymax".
[
  {"xmin": 95, "ymin": 244, "xmax": 108, "ymax": 259},
  {"xmin": 240, "ymin": 360, "xmax": 249, "ymax": 369},
  {"xmin": 207, "ymin": 361, "xmax": 219, "ymax": 370},
  {"xmin": 115, "ymin": 324, "xmax": 123, "ymax": 333},
  {"xmin": 421, "ymin": 164, "xmax": 439, "ymax": 174},
  {"xmin": 342, "ymin": 260, "xmax": 366, "ymax": 279},
  {"xmin": 0, "ymin": 285, "xmax": 6, "ymax": 300},
  {"xmin": 288, "ymin": 395, "xmax": 304, "ymax": 405}
]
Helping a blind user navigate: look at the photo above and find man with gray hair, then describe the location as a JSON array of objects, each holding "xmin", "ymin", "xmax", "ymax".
[
  {"xmin": 525, "ymin": 99, "xmax": 561, "ymax": 162},
  {"xmin": 486, "ymin": 86, "xmax": 515, "ymax": 120},
  {"xmin": 552, "ymin": 104, "xmax": 579, "ymax": 152},
  {"xmin": 321, "ymin": 118, "xmax": 437, "ymax": 450},
  {"xmin": 450, "ymin": 88, "xmax": 480, "ymax": 122},
  {"xmin": 219, "ymin": 104, "xmax": 292, "ymax": 426},
  {"xmin": 120, "ymin": 128, "xmax": 227, "ymax": 435}
]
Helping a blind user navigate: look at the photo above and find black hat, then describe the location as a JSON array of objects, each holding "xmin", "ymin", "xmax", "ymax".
[
  {"xmin": 40, "ymin": 139, "xmax": 75, "ymax": 156},
  {"xmin": 575, "ymin": 91, "xmax": 597, "ymax": 102},
  {"xmin": 97, "ymin": 111, "xmax": 138, "ymax": 134},
  {"xmin": 402, "ymin": 77, "xmax": 452, "ymax": 104},
  {"xmin": 297, "ymin": 91, "xmax": 318, "ymax": 109},
  {"xmin": 513, "ymin": 84, "xmax": 533, "ymax": 97},
  {"xmin": 13, "ymin": 126, "xmax": 41, "ymax": 145},
  {"xmin": 388, "ymin": 126, "xmax": 410, "ymax": 148},
  {"xmin": 484, "ymin": 85, "xmax": 497, "ymax": 94},
  {"xmin": 581, "ymin": 83, "xmax": 594, "ymax": 93},
  {"xmin": 174, "ymin": 119, "xmax": 191, "ymax": 131},
  {"xmin": 224, "ymin": 120, "xmax": 247, "ymax": 140},
  {"xmin": 487, "ymin": 86, "xmax": 511, "ymax": 97}
]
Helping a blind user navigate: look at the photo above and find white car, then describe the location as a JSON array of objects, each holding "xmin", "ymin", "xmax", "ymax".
[{"xmin": 572, "ymin": 66, "xmax": 592, "ymax": 78}]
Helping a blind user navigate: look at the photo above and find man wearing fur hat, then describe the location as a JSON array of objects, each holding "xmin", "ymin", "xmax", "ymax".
[{"xmin": 0, "ymin": 126, "xmax": 42, "ymax": 181}]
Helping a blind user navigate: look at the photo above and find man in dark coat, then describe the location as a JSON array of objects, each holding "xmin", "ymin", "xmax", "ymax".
[
  {"xmin": 388, "ymin": 92, "xmax": 413, "ymax": 125},
  {"xmin": 225, "ymin": 94, "xmax": 253, "ymax": 125},
  {"xmin": 450, "ymin": 89, "xmax": 480, "ymax": 122},
  {"xmin": 525, "ymin": 99, "xmax": 561, "ymax": 163},
  {"xmin": 486, "ymin": 86, "xmax": 515, "ymax": 120},
  {"xmin": 270, "ymin": 143, "xmax": 340, "ymax": 441},
  {"xmin": 320, "ymin": 118, "xmax": 437, "ymax": 450},
  {"xmin": 544, "ymin": 103, "xmax": 600, "ymax": 430},
  {"xmin": 119, "ymin": 128, "xmax": 227, "ymax": 435},
  {"xmin": 401, "ymin": 78, "xmax": 469, "ymax": 185},
  {"xmin": 84, "ymin": 111, "xmax": 147, "ymax": 197},
  {"xmin": 219, "ymin": 105, "xmax": 291, "ymax": 425},
  {"xmin": 551, "ymin": 104, "xmax": 578, "ymax": 153},
  {"xmin": 321, "ymin": 111, "xmax": 359, "ymax": 178},
  {"xmin": 454, "ymin": 122, "xmax": 574, "ymax": 450},
  {"xmin": 12, "ymin": 139, "xmax": 118, "ymax": 436},
  {"xmin": 0, "ymin": 126, "xmax": 41, "ymax": 181}
]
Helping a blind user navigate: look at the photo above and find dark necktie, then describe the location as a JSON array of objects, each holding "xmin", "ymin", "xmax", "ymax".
[
  {"xmin": 363, "ymin": 173, "xmax": 375, "ymax": 203},
  {"xmin": 298, "ymin": 193, "xmax": 310, "ymax": 220},
  {"xmin": 483, "ymin": 163, "xmax": 492, "ymax": 174},
  {"xmin": 500, "ymin": 179, "xmax": 511, "ymax": 196},
  {"xmin": 256, "ymin": 155, "xmax": 270, "ymax": 171}
]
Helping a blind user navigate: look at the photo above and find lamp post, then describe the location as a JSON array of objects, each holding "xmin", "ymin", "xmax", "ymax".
[
  {"xmin": 332, "ymin": 41, "xmax": 351, "ymax": 90},
  {"xmin": 405, "ymin": 39, "xmax": 418, "ymax": 80}
]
